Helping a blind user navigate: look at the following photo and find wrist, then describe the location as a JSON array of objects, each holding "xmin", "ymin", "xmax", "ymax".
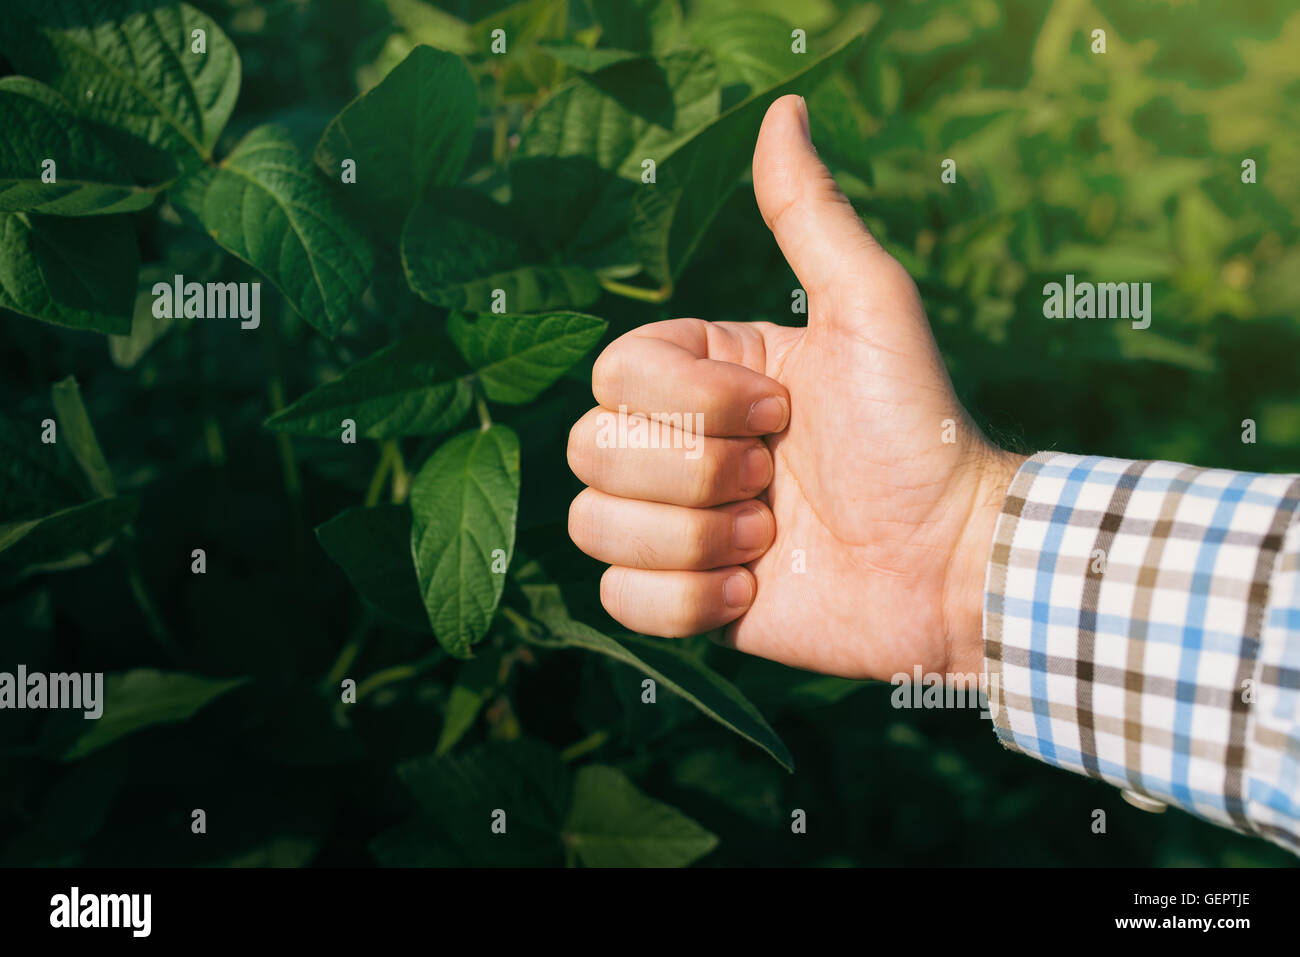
[{"xmin": 942, "ymin": 444, "xmax": 1026, "ymax": 678}]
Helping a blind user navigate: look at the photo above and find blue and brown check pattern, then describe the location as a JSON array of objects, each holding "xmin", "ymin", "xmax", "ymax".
[{"xmin": 984, "ymin": 451, "xmax": 1300, "ymax": 854}]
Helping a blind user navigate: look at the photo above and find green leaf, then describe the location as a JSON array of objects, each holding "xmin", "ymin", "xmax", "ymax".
[
  {"xmin": 0, "ymin": 212, "xmax": 137, "ymax": 334},
  {"xmin": 448, "ymin": 311, "xmax": 607, "ymax": 404},
  {"xmin": 315, "ymin": 505, "xmax": 429, "ymax": 631},
  {"xmin": 590, "ymin": 0, "xmax": 683, "ymax": 52},
  {"xmin": 729, "ymin": 654, "xmax": 868, "ymax": 713},
  {"xmin": 672, "ymin": 747, "xmax": 784, "ymax": 824},
  {"xmin": 632, "ymin": 31, "xmax": 865, "ymax": 287},
  {"xmin": 402, "ymin": 187, "xmax": 599, "ymax": 313},
  {"xmin": 0, "ymin": 0, "xmax": 241, "ymax": 165},
  {"xmin": 384, "ymin": 0, "xmax": 475, "ymax": 56},
  {"xmin": 686, "ymin": 9, "xmax": 799, "ymax": 96},
  {"xmin": 0, "ymin": 411, "xmax": 91, "ymax": 521},
  {"xmin": 315, "ymin": 45, "xmax": 476, "ymax": 228},
  {"xmin": 265, "ymin": 330, "xmax": 472, "ymax": 439},
  {"xmin": 562, "ymin": 765, "xmax": 717, "ymax": 867},
  {"xmin": 0, "ymin": 77, "xmax": 163, "ymax": 216},
  {"xmin": 172, "ymin": 125, "xmax": 373, "ymax": 338},
  {"xmin": 511, "ymin": 50, "xmax": 721, "ymax": 266},
  {"xmin": 410, "ymin": 426, "xmax": 521, "ymax": 658},
  {"xmin": 389, "ymin": 739, "xmax": 571, "ymax": 865},
  {"xmin": 0, "ymin": 407, "xmax": 132, "ymax": 581},
  {"xmin": 369, "ymin": 817, "xmax": 464, "ymax": 867},
  {"xmin": 466, "ymin": 0, "xmax": 568, "ymax": 100},
  {"xmin": 50, "ymin": 377, "xmax": 115, "ymax": 498},
  {"xmin": 536, "ymin": 43, "xmax": 647, "ymax": 72},
  {"xmin": 516, "ymin": 561, "xmax": 794, "ymax": 770},
  {"xmin": 62, "ymin": 670, "xmax": 250, "ymax": 761},
  {"xmin": 0, "ymin": 496, "xmax": 138, "ymax": 575},
  {"xmin": 109, "ymin": 267, "xmax": 175, "ymax": 368},
  {"xmin": 435, "ymin": 647, "xmax": 501, "ymax": 755}
]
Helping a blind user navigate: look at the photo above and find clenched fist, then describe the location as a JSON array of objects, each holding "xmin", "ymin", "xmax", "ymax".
[{"xmin": 566, "ymin": 94, "xmax": 1024, "ymax": 682}]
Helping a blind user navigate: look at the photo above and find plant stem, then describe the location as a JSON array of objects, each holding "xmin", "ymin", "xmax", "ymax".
[
  {"xmin": 559, "ymin": 729, "xmax": 609, "ymax": 763},
  {"xmin": 501, "ymin": 605, "xmax": 543, "ymax": 642},
  {"xmin": 354, "ymin": 650, "xmax": 446, "ymax": 703},
  {"xmin": 202, "ymin": 416, "xmax": 226, "ymax": 466},
  {"xmin": 476, "ymin": 392, "xmax": 493, "ymax": 431},
  {"xmin": 493, "ymin": 110, "xmax": 510, "ymax": 166},
  {"xmin": 364, "ymin": 441, "xmax": 396, "ymax": 507},
  {"xmin": 491, "ymin": 63, "xmax": 510, "ymax": 167},
  {"xmin": 121, "ymin": 531, "xmax": 182, "ymax": 662},
  {"xmin": 264, "ymin": 325, "xmax": 304, "ymax": 540},
  {"xmin": 322, "ymin": 612, "xmax": 373, "ymax": 692},
  {"xmin": 598, "ymin": 276, "xmax": 673, "ymax": 303},
  {"xmin": 390, "ymin": 442, "xmax": 411, "ymax": 504}
]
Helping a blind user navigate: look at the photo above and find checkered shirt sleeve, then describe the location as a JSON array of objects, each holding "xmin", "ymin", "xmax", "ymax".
[{"xmin": 983, "ymin": 451, "xmax": 1300, "ymax": 854}]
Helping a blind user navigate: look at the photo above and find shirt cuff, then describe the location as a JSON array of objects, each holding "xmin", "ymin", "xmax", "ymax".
[{"xmin": 983, "ymin": 451, "xmax": 1300, "ymax": 850}]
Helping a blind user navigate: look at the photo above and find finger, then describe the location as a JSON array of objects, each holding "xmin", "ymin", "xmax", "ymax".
[
  {"xmin": 600, "ymin": 565, "xmax": 756, "ymax": 638},
  {"xmin": 567, "ymin": 406, "xmax": 773, "ymax": 507},
  {"xmin": 569, "ymin": 488, "xmax": 775, "ymax": 570},
  {"xmin": 751, "ymin": 94, "xmax": 898, "ymax": 307},
  {"xmin": 592, "ymin": 318, "xmax": 790, "ymax": 437}
]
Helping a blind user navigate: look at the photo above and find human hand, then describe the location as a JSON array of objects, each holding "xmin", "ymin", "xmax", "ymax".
[{"xmin": 566, "ymin": 94, "xmax": 1025, "ymax": 681}]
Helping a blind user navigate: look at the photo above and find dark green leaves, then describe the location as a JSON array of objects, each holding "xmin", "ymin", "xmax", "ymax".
[
  {"xmin": 377, "ymin": 740, "xmax": 571, "ymax": 866},
  {"xmin": 517, "ymin": 563, "xmax": 794, "ymax": 770},
  {"xmin": 315, "ymin": 505, "xmax": 429, "ymax": 631},
  {"xmin": 402, "ymin": 187, "xmax": 599, "ymax": 313},
  {"xmin": 266, "ymin": 331, "xmax": 472, "ymax": 439},
  {"xmin": 0, "ymin": 497, "xmax": 138, "ymax": 575},
  {"xmin": 590, "ymin": 0, "xmax": 682, "ymax": 53},
  {"xmin": 449, "ymin": 311, "xmax": 607, "ymax": 404},
  {"xmin": 374, "ymin": 740, "xmax": 716, "ymax": 866},
  {"xmin": 315, "ymin": 45, "xmax": 476, "ymax": 227},
  {"xmin": 632, "ymin": 32, "xmax": 865, "ymax": 287},
  {"xmin": 410, "ymin": 426, "xmax": 521, "ymax": 658},
  {"xmin": 0, "ymin": 412, "xmax": 90, "ymax": 523},
  {"xmin": 268, "ymin": 312, "xmax": 602, "ymax": 437},
  {"xmin": 61, "ymin": 670, "xmax": 250, "ymax": 761},
  {"xmin": 563, "ymin": 765, "xmax": 718, "ymax": 867},
  {"xmin": 536, "ymin": 43, "xmax": 646, "ymax": 72},
  {"xmin": 686, "ymin": 9, "xmax": 797, "ymax": 97},
  {"xmin": 0, "ymin": 212, "xmax": 137, "ymax": 334},
  {"xmin": 0, "ymin": 379, "xmax": 133, "ymax": 577},
  {"xmin": 435, "ymin": 647, "xmax": 502, "ymax": 755},
  {"xmin": 511, "ymin": 50, "xmax": 721, "ymax": 266},
  {"xmin": 0, "ymin": 78, "xmax": 163, "ymax": 216},
  {"xmin": 50, "ymin": 377, "xmax": 115, "ymax": 498},
  {"xmin": 0, "ymin": 0, "xmax": 241, "ymax": 166},
  {"xmin": 173, "ymin": 125, "xmax": 373, "ymax": 338}
]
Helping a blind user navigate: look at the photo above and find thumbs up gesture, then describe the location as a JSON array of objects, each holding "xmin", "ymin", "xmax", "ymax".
[{"xmin": 567, "ymin": 95, "xmax": 1025, "ymax": 681}]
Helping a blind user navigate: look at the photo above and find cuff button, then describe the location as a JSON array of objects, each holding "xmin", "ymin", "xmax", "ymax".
[{"xmin": 1121, "ymin": 789, "xmax": 1168, "ymax": 813}]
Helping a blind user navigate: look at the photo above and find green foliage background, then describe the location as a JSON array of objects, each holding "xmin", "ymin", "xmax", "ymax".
[{"xmin": 1, "ymin": 0, "xmax": 1298, "ymax": 866}]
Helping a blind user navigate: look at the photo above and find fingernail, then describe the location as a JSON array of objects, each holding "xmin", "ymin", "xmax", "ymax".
[
  {"xmin": 747, "ymin": 395, "xmax": 789, "ymax": 433},
  {"xmin": 723, "ymin": 573, "xmax": 754, "ymax": 608},
  {"xmin": 740, "ymin": 445, "xmax": 772, "ymax": 492},
  {"xmin": 795, "ymin": 95, "xmax": 810, "ymax": 140},
  {"xmin": 733, "ymin": 507, "xmax": 768, "ymax": 551}
]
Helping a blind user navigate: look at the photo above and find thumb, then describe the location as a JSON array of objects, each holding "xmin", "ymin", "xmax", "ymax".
[{"xmin": 752, "ymin": 94, "xmax": 900, "ymax": 310}]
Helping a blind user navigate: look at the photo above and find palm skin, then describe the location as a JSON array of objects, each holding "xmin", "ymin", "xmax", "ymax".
[
  {"xmin": 567, "ymin": 95, "xmax": 1021, "ymax": 682},
  {"xmin": 713, "ymin": 306, "xmax": 1005, "ymax": 680}
]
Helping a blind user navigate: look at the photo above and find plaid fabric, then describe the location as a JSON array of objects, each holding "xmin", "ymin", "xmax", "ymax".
[{"xmin": 984, "ymin": 451, "xmax": 1300, "ymax": 854}]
